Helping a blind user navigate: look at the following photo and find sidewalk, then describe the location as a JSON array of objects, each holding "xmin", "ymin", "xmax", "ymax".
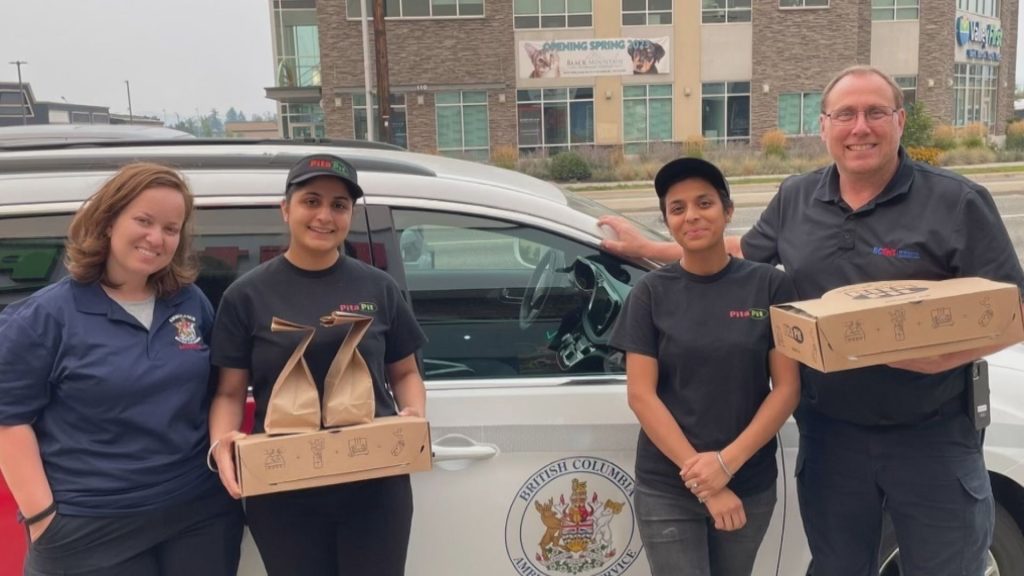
[{"xmin": 564, "ymin": 162, "xmax": 1024, "ymax": 211}]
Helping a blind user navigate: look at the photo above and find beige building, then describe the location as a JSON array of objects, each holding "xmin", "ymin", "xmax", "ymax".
[
  {"xmin": 265, "ymin": 0, "xmax": 1018, "ymax": 159},
  {"xmin": 225, "ymin": 121, "xmax": 281, "ymax": 139}
]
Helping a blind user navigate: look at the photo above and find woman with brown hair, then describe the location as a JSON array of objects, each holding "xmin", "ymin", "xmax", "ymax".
[{"xmin": 0, "ymin": 163, "xmax": 243, "ymax": 575}]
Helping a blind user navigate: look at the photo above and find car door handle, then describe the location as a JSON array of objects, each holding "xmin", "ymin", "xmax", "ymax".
[
  {"xmin": 433, "ymin": 444, "xmax": 499, "ymax": 462},
  {"xmin": 500, "ymin": 287, "xmax": 524, "ymax": 303}
]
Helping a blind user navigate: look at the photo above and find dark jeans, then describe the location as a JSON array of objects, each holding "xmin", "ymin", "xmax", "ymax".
[
  {"xmin": 244, "ymin": 474, "xmax": 413, "ymax": 576},
  {"xmin": 635, "ymin": 479, "xmax": 777, "ymax": 576},
  {"xmin": 24, "ymin": 490, "xmax": 244, "ymax": 576},
  {"xmin": 796, "ymin": 406, "xmax": 993, "ymax": 576}
]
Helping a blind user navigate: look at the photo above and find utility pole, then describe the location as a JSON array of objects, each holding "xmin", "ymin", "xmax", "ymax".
[
  {"xmin": 359, "ymin": 0, "xmax": 375, "ymax": 141},
  {"xmin": 125, "ymin": 80, "xmax": 134, "ymax": 124},
  {"xmin": 372, "ymin": 0, "xmax": 391, "ymax": 144},
  {"xmin": 9, "ymin": 60, "xmax": 28, "ymax": 125}
]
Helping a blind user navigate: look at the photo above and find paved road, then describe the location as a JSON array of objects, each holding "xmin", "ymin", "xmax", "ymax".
[{"xmin": 574, "ymin": 173, "xmax": 1024, "ymax": 268}]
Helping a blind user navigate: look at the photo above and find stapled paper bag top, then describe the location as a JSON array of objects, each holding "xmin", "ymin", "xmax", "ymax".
[
  {"xmin": 318, "ymin": 311, "xmax": 375, "ymax": 428},
  {"xmin": 264, "ymin": 317, "xmax": 321, "ymax": 435}
]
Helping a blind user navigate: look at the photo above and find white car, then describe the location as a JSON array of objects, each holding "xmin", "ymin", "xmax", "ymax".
[{"xmin": 1, "ymin": 139, "xmax": 1023, "ymax": 576}]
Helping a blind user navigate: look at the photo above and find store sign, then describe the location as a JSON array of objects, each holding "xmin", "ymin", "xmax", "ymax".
[
  {"xmin": 955, "ymin": 14, "xmax": 1002, "ymax": 62},
  {"xmin": 517, "ymin": 37, "xmax": 671, "ymax": 79}
]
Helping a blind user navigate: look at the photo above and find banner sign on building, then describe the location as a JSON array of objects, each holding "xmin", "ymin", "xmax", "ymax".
[
  {"xmin": 517, "ymin": 37, "xmax": 671, "ymax": 79},
  {"xmin": 955, "ymin": 13, "xmax": 1002, "ymax": 63}
]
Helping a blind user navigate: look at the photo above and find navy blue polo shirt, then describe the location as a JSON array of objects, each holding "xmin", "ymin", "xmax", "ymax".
[
  {"xmin": 742, "ymin": 148, "xmax": 1024, "ymax": 425},
  {"xmin": 0, "ymin": 278, "xmax": 219, "ymax": 516}
]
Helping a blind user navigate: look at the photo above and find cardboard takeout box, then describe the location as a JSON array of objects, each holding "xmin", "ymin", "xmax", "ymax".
[{"xmin": 770, "ymin": 278, "xmax": 1024, "ymax": 373}]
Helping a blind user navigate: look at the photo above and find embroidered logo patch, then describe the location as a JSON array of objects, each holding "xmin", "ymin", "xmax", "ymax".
[
  {"xmin": 169, "ymin": 314, "xmax": 203, "ymax": 349},
  {"xmin": 337, "ymin": 302, "xmax": 377, "ymax": 314}
]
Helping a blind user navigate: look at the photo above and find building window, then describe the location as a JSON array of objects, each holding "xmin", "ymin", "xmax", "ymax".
[
  {"xmin": 353, "ymin": 93, "xmax": 408, "ymax": 148},
  {"xmin": 702, "ymin": 0, "xmax": 751, "ymax": 23},
  {"xmin": 436, "ymin": 91, "xmax": 490, "ymax": 161},
  {"xmin": 273, "ymin": 3, "xmax": 320, "ymax": 88},
  {"xmin": 953, "ymin": 63, "xmax": 998, "ymax": 127},
  {"xmin": 91, "ymin": 113, "xmax": 110, "ymax": 124},
  {"xmin": 514, "ymin": 0, "xmax": 592, "ymax": 29},
  {"xmin": 0, "ymin": 89, "xmax": 32, "ymax": 119},
  {"xmin": 517, "ymin": 88, "xmax": 594, "ymax": 154},
  {"xmin": 70, "ymin": 111, "xmax": 92, "ymax": 124},
  {"xmin": 622, "ymin": 0, "xmax": 671, "ymax": 25},
  {"xmin": 957, "ymin": 0, "xmax": 999, "ymax": 18},
  {"xmin": 872, "ymin": 0, "xmax": 918, "ymax": 20},
  {"xmin": 778, "ymin": 92, "xmax": 821, "ymax": 136},
  {"xmin": 895, "ymin": 76, "xmax": 916, "ymax": 107},
  {"xmin": 779, "ymin": 0, "xmax": 828, "ymax": 7},
  {"xmin": 623, "ymin": 84, "xmax": 672, "ymax": 155},
  {"xmin": 702, "ymin": 82, "xmax": 750, "ymax": 143},
  {"xmin": 347, "ymin": 0, "xmax": 484, "ymax": 17},
  {"xmin": 281, "ymin": 102, "xmax": 325, "ymax": 139}
]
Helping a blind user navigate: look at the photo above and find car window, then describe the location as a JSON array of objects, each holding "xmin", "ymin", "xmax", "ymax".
[
  {"xmin": 392, "ymin": 208, "xmax": 645, "ymax": 382},
  {"xmin": 0, "ymin": 205, "xmax": 372, "ymax": 313}
]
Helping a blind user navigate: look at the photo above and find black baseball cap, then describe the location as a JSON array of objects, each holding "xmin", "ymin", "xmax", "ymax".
[
  {"xmin": 286, "ymin": 154, "xmax": 364, "ymax": 199},
  {"xmin": 654, "ymin": 157, "xmax": 730, "ymax": 199}
]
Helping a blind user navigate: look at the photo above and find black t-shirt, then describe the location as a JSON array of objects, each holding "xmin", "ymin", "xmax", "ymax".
[
  {"xmin": 609, "ymin": 258, "xmax": 797, "ymax": 497},
  {"xmin": 212, "ymin": 255, "xmax": 427, "ymax": 433},
  {"xmin": 741, "ymin": 148, "xmax": 1024, "ymax": 425}
]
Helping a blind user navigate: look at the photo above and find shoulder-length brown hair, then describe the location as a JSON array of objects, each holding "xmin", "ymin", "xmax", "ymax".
[{"xmin": 65, "ymin": 162, "xmax": 198, "ymax": 297}]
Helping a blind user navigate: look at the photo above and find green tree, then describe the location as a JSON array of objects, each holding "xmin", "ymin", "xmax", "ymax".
[
  {"xmin": 901, "ymin": 101, "xmax": 933, "ymax": 148},
  {"xmin": 225, "ymin": 107, "xmax": 240, "ymax": 123}
]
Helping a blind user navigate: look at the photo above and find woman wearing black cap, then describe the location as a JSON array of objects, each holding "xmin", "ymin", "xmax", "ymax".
[
  {"xmin": 608, "ymin": 158, "xmax": 800, "ymax": 576},
  {"xmin": 206, "ymin": 154, "xmax": 427, "ymax": 576}
]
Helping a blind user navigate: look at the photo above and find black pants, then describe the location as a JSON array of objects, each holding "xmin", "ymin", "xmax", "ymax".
[
  {"xmin": 245, "ymin": 474, "xmax": 413, "ymax": 576},
  {"xmin": 25, "ymin": 490, "xmax": 244, "ymax": 576}
]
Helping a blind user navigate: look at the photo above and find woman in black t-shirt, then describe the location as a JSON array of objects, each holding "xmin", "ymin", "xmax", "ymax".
[
  {"xmin": 207, "ymin": 154, "xmax": 427, "ymax": 576},
  {"xmin": 609, "ymin": 158, "xmax": 799, "ymax": 576}
]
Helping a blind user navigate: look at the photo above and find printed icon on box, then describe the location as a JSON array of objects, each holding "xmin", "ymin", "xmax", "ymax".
[
  {"xmin": 391, "ymin": 429, "xmax": 406, "ymax": 457},
  {"xmin": 309, "ymin": 438, "xmax": 326, "ymax": 469},
  {"xmin": 978, "ymin": 297, "xmax": 994, "ymax": 327},
  {"xmin": 264, "ymin": 449, "xmax": 286, "ymax": 470},
  {"xmin": 845, "ymin": 285, "xmax": 927, "ymax": 300},
  {"xmin": 348, "ymin": 437, "xmax": 369, "ymax": 457},
  {"xmin": 844, "ymin": 321, "xmax": 866, "ymax": 342},
  {"xmin": 785, "ymin": 325, "xmax": 804, "ymax": 344},
  {"xmin": 890, "ymin": 309, "xmax": 906, "ymax": 341},
  {"xmin": 931, "ymin": 307, "xmax": 954, "ymax": 328}
]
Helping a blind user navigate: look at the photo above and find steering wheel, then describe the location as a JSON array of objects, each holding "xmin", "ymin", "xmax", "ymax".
[{"xmin": 519, "ymin": 249, "xmax": 561, "ymax": 330}]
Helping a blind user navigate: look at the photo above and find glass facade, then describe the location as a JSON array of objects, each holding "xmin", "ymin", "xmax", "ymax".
[
  {"xmin": 272, "ymin": 2, "xmax": 320, "ymax": 88},
  {"xmin": 353, "ymin": 93, "xmax": 408, "ymax": 148},
  {"xmin": 281, "ymin": 103, "xmax": 325, "ymax": 139},
  {"xmin": 778, "ymin": 92, "xmax": 822, "ymax": 136},
  {"xmin": 702, "ymin": 0, "xmax": 751, "ymax": 23},
  {"xmin": 953, "ymin": 63, "xmax": 998, "ymax": 127},
  {"xmin": 347, "ymin": 0, "xmax": 484, "ymax": 18},
  {"xmin": 623, "ymin": 84, "xmax": 672, "ymax": 155},
  {"xmin": 871, "ymin": 0, "xmax": 918, "ymax": 21},
  {"xmin": 514, "ymin": 0, "xmax": 592, "ymax": 29},
  {"xmin": 516, "ymin": 88, "xmax": 594, "ymax": 154},
  {"xmin": 622, "ymin": 0, "xmax": 672, "ymax": 26},
  {"xmin": 701, "ymin": 82, "xmax": 750, "ymax": 143},
  {"xmin": 436, "ymin": 91, "xmax": 490, "ymax": 161}
]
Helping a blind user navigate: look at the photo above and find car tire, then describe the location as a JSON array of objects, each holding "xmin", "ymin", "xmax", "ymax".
[{"xmin": 878, "ymin": 503, "xmax": 1024, "ymax": 575}]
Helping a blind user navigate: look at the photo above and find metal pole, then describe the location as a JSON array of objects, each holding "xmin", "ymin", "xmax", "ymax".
[
  {"xmin": 372, "ymin": 0, "xmax": 392, "ymax": 144},
  {"xmin": 125, "ymin": 80, "xmax": 134, "ymax": 124},
  {"xmin": 359, "ymin": 0, "xmax": 375, "ymax": 141},
  {"xmin": 9, "ymin": 60, "xmax": 28, "ymax": 125}
]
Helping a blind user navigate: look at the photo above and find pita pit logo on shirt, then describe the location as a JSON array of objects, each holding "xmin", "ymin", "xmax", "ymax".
[
  {"xmin": 872, "ymin": 246, "xmax": 921, "ymax": 260},
  {"xmin": 728, "ymin": 308, "xmax": 768, "ymax": 320},
  {"xmin": 169, "ymin": 314, "xmax": 203, "ymax": 349},
  {"xmin": 336, "ymin": 302, "xmax": 377, "ymax": 314}
]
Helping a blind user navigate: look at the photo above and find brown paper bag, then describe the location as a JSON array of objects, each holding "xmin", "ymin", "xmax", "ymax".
[
  {"xmin": 318, "ymin": 311, "xmax": 375, "ymax": 427},
  {"xmin": 264, "ymin": 317, "xmax": 322, "ymax": 435}
]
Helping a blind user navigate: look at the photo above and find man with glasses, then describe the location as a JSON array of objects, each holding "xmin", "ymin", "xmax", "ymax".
[{"xmin": 600, "ymin": 65, "xmax": 1024, "ymax": 575}]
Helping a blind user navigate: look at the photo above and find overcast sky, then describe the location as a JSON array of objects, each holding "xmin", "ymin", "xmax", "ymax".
[
  {"xmin": 0, "ymin": 0, "xmax": 275, "ymax": 121},
  {"xmin": 1, "ymin": 1, "xmax": 1022, "ymax": 123}
]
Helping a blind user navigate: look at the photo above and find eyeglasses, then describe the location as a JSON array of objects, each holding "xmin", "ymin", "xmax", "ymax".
[{"xmin": 823, "ymin": 106, "xmax": 900, "ymax": 126}]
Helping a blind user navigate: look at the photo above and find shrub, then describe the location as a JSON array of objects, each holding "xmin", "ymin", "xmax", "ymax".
[
  {"xmin": 960, "ymin": 123, "xmax": 988, "ymax": 149},
  {"xmin": 901, "ymin": 102, "xmax": 933, "ymax": 148},
  {"xmin": 932, "ymin": 125, "xmax": 957, "ymax": 150},
  {"xmin": 937, "ymin": 146, "xmax": 996, "ymax": 166},
  {"xmin": 549, "ymin": 151, "xmax": 592, "ymax": 181},
  {"xmin": 1006, "ymin": 121, "xmax": 1024, "ymax": 151},
  {"xmin": 682, "ymin": 135, "xmax": 705, "ymax": 159},
  {"xmin": 760, "ymin": 129, "xmax": 788, "ymax": 158},
  {"xmin": 491, "ymin": 145, "xmax": 518, "ymax": 170},
  {"xmin": 906, "ymin": 146, "xmax": 941, "ymax": 165}
]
